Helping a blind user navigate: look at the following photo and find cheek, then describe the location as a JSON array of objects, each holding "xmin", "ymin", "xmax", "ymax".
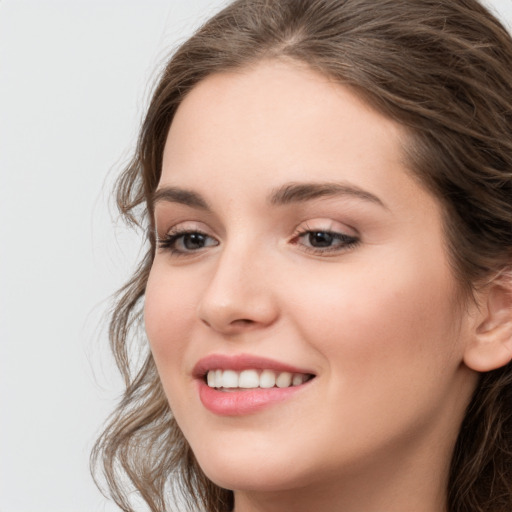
[
  {"xmin": 144, "ymin": 263, "xmax": 198, "ymax": 369},
  {"xmin": 287, "ymin": 249, "xmax": 461, "ymax": 388},
  {"xmin": 279, "ymin": 254, "xmax": 466, "ymax": 453},
  {"xmin": 144, "ymin": 263, "xmax": 207, "ymax": 426}
]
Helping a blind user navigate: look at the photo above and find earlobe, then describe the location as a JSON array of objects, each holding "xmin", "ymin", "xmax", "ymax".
[{"xmin": 463, "ymin": 270, "xmax": 512, "ymax": 373}]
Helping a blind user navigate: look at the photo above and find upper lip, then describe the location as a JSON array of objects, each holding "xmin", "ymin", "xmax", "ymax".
[{"xmin": 193, "ymin": 353, "xmax": 315, "ymax": 378}]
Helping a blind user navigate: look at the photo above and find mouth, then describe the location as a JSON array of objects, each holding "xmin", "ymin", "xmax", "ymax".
[
  {"xmin": 193, "ymin": 353, "xmax": 316, "ymax": 415},
  {"xmin": 205, "ymin": 369, "xmax": 315, "ymax": 390}
]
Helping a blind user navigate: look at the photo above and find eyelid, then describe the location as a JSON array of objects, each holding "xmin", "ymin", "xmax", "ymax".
[
  {"xmin": 156, "ymin": 220, "xmax": 220, "ymax": 256},
  {"xmin": 156, "ymin": 219, "xmax": 212, "ymax": 238},
  {"xmin": 290, "ymin": 219, "xmax": 360, "ymax": 255},
  {"xmin": 292, "ymin": 218, "xmax": 359, "ymax": 238}
]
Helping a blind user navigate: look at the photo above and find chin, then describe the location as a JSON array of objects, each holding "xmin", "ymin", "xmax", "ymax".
[{"xmin": 193, "ymin": 446, "xmax": 311, "ymax": 492}]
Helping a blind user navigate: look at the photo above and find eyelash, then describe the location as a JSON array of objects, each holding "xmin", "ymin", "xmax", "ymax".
[
  {"xmin": 156, "ymin": 227, "xmax": 360, "ymax": 257},
  {"xmin": 157, "ymin": 229, "xmax": 218, "ymax": 256},
  {"xmin": 290, "ymin": 226, "xmax": 360, "ymax": 255}
]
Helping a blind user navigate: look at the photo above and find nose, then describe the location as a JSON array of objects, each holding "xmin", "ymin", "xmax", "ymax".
[{"xmin": 197, "ymin": 244, "xmax": 280, "ymax": 335}]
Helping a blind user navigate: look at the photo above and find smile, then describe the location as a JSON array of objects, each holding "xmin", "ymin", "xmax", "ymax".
[
  {"xmin": 206, "ymin": 369, "xmax": 313, "ymax": 389},
  {"xmin": 194, "ymin": 354, "xmax": 316, "ymax": 415}
]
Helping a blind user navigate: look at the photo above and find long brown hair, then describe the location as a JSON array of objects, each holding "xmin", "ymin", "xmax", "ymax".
[{"xmin": 91, "ymin": 1, "xmax": 512, "ymax": 511}]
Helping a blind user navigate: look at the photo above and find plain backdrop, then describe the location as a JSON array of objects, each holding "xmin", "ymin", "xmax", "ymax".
[{"xmin": 0, "ymin": 1, "xmax": 511, "ymax": 511}]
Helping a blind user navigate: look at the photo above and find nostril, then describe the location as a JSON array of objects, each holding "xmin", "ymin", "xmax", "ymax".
[
  {"xmin": 200, "ymin": 317, "xmax": 253, "ymax": 327},
  {"xmin": 228, "ymin": 319, "xmax": 258, "ymax": 331}
]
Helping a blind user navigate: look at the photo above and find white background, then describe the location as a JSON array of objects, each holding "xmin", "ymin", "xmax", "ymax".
[{"xmin": 0, "ymin": 1, "xmax": 511, "ymax": 511}]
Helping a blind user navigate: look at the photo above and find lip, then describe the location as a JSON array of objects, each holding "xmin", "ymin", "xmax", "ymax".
[
  {"xmin": 193, "ymin": 353, "xmax": 314, "ymax": 377},
  {"xmin": 193, "ymin": 353, "xmax": 316, "ymax": 416}
]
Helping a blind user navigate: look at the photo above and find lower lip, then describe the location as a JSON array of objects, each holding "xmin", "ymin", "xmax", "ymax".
[{"xmin": 198, "ymin": 380, "xmax": 308, "ymax": 416}]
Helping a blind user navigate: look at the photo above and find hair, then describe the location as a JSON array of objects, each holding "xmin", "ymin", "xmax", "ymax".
[{"xmin": 90, "ymin": 1, "xmax": 512, "ymax": 511}]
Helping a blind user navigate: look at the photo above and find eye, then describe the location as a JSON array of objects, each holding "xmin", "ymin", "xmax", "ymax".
[
  {"xmin": 157, "ymin": 229, "xmax": 219, "ymax": 255},
  {"xmin": 304, "ymin": 231, "xmax": 339, "ymax": 248},
  {"xmin": 292, "ymin": 227, "xmax": 359, "ymax": 255}
]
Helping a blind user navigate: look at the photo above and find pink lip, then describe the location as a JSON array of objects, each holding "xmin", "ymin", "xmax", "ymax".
[
  {"xmin": 193, "ymin": 353, "xmax": 315, "ymax": 416},
  {"xmin": 193, "ymin": 353, "xmax": 313, "ymax": 377}
]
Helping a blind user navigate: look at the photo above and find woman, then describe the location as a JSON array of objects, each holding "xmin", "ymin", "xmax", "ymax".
[{"xmin": 91, "ymin": 1, "xmax": 512, "ymax": 511}]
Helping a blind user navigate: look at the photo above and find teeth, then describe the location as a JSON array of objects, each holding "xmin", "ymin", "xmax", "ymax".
[
  {"xmin": 292, "ymin": 373, "xmax": 305, "ymax": 386},
  {"xmin": 239, "ymin": 369, "xmax": 259, "ymax": 388},
  {"xmin": 222, "ymin": 370, "xmax": 239, "ymax": 388},
  {"xmin": 276, "ymin": 371, "xmax": 292, "ymax": 388},
  {"xmin": 260, "ymin": 369, "xmax": 276, "ymax": 388},
  {"xmin": 206, "ymin": 369, "xmax": 311, "ymax": 389}
]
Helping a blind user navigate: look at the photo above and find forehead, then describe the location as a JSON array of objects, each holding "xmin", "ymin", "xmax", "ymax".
[{"xmin": 160, "ymin": 59, "xmax": 420, "ymax": 207}]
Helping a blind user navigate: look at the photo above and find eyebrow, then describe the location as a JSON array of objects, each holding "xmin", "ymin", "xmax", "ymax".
[
  {"xmin": 152, "ymin": 186, "xmax": 210, "ymax": 210},
  {"xmin": 268, "ymin": 182, "xmax": 387, "ymax": 209},
  {"xmin": 152, "ymin": 181, "xmax": 386, "ymax": 210}
]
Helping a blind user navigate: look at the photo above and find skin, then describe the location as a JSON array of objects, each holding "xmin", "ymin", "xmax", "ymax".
[{"xmin": 144, "ymin": 59, "xmax": 482, "ymax": 512}]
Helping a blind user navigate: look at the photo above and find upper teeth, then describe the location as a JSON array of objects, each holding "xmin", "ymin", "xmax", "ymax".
[{"xmin": 206, "ymin": 369, "xmax": 310, "ymax": 389}]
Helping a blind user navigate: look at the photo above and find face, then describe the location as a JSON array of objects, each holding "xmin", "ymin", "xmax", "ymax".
[{"xmin": 145, "ymin": 60, "xmax": 478, "ymax": 498}]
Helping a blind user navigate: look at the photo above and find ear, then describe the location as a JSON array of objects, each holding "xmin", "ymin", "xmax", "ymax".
[{"xmin": 463, "ymin": 269, "xmax": 512, "ymax": 372}]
